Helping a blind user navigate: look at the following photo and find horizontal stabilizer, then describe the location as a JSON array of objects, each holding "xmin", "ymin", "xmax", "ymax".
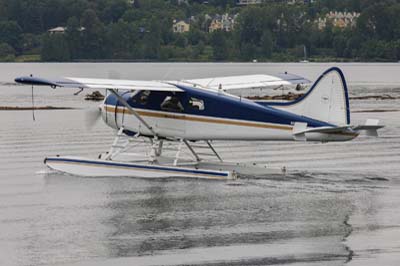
[
  {"xmin": 296, "ymin": 126, "xmax": 352, "ymax": 135},
  {"xmin": 352, "ymin": 119, "xmax": 384, "ymax": 137},
  {"xmin": 292, "ymin": 119, "xmax": 384, "ymax": 139}
]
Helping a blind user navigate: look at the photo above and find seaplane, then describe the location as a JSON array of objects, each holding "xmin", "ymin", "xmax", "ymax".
[{"xmin": 15, "ymin": 67, "xmax": 383, "ymax": 180}]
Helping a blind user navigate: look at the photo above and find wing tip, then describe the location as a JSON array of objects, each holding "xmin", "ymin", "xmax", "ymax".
[{"xmin": 15, "ymin": 76, "xmax": 60, "ymax": 88}]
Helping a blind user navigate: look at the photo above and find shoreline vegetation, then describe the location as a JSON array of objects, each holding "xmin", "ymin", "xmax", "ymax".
[
  {"xmin": 6, "ymin": 57, "xmax": 396, "ymax": 64},
  {"xmin": 2, "ymin": 1, "xmax": 400, "ymax": 63},
  {"xmin": 5, "ymin": 58, "xmax": 400, "ymax": 63}
]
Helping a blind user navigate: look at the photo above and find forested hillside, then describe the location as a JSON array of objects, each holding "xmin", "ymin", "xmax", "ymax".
[{"xmin": 1, "ymin": 0, "xmax": 400, "ymax": 62}]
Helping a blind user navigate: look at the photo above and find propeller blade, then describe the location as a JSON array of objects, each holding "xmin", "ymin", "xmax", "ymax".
[{"xmin": 85, "ymin": 106, "xmax": 102, "ymax": 130}]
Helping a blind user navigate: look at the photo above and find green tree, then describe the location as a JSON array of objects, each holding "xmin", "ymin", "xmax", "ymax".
[
  {"xmin": 211, "ymin": 31, "xmax": 228, "ymax": 61},
  {"xmin": 143, "ymin": 19, "xmax": 162, "ymax": 59},
  {"xmin": 41, "ymin": 34, "xmax": 71, "ymax": 61},
  {"xmin": 236, "ymin": 6, "xmax": 276, "ymax": 59},
  {"xmin": 187, "ymin": 27, "xmax": 203, "ymax": 45},
  {"xmin": 80, "ymin": 9, "xmax": 105, "ymax": 59},
  {"xmin": 0, "ymin": 0, "xmax": 6, "ymax": 20},
  {"xmin": 100, "ymin": 0, "xmax": 129, "ymax": 23},
  {"xmin": 21, "ymin": 33, "xmax": 41, "ymax": 53},
  {"xmin": 333, "ymin": 31, "xmax": 348, "ymax": 58},
  {"xmin": 65, "ymin": 16, "xmax": 82, "ymax": 59},
  {"xmin": 106, "ymin": 20, "xmax": 138, "ymax": 59},
  {"xmin": 0, "ymin": 42, "xmax": 16, "ymax": 59},
  {"xmin": 0, "ymin": 21, "xmax": 22, "ymax": 51},
  {"xmin": 240, "ymin": 42, "xmax": 257, "ymax": 61},
  {"xmin": 174, "ymin": 34, "xmax": 188, "ymax": 48},
  {"xmin": 260, "ymin": 29, "xmax": 273, "ymax": 58}
]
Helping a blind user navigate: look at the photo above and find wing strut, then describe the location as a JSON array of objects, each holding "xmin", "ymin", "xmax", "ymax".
[
  {"xmin": 108, "ymin": 89, "xmax": 157, "ymax": 137},
  {"xmin": 183, "ymin": 140, "xmax": 201, "ymax": 162},
  {"xmin": 206, "ymin": 141, "xmax": 223, "ymax": 162}
]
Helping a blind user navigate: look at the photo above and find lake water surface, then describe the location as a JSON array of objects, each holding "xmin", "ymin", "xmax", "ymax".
[{"xmin": 0, "ymin": 63, "xmax": 399, "ymax": 266}]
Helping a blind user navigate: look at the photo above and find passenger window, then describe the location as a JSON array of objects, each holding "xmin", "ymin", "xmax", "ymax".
[
  {"xmin": 188, "ymin": 97, "xmax": 205, "ymax": 111},
  {"xmin": 160, "ymin": 96, "xmax": 184, "ymax": 112},
  {"xmin": 138, "ymin": 90, "xmax": 151, "ymax": 105}
]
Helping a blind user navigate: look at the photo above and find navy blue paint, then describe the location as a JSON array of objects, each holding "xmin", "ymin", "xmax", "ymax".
[
  {"xmin": 122, "ymin": 129, "xmax": 138, "ymax": 136},
  {"xmin": 105, "ymin": 84, "xmax": 332, "ymax": 128},
  {"xmin": 45, "ymin": 157, "xmax": 229, "ymax": 177},
  {"xmin": 14, "ymin": 76, "xmax": 84, "ymax": 88},
  {"xmin": 256, "ymin": 67, "xmax": 351, "ymax": 124},
  {"xmin": 15, "ymin": 76, "xmax": 59, "ymax": 88}
]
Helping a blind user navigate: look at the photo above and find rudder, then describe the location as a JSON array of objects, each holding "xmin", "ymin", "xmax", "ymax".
[{"xmin": 267, "ymin": 67, "xmax": 350, "ymax": 126}]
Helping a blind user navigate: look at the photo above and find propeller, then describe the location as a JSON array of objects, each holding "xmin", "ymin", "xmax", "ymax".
[
  {"xmin": 85, "ymin": 105, "xmax": 102, "ymax": 130},
  {"xmin": 84, "ymin": 71, "xmax": 117, "ymax": 130}
]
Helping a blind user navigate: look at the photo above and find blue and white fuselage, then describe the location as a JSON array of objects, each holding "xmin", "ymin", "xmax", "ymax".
[
  {"xmin": 101, "ymin": 67, "xmax": 361, "ymax": 142},
  {"xmin": 102, "ymin": 84, "xmax": 354, "ymax": 142}
]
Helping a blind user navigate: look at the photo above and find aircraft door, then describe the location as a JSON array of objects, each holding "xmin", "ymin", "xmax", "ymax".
[
  {"xmin": 114, "ymin": 91, "xmax": 130, "ymax": 130},
  {"xmin": 156, "ymin": 95, "xmax": 186, "ymax": 138}
]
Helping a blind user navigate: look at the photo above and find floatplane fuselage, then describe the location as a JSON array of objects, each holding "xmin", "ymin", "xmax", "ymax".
[{"xmin": 102, "ymin": 84, "xmax": 356, "ymax": 142}]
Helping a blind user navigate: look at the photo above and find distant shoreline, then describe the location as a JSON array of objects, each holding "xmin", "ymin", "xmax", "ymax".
[{"xmin": 1, "ymin": 59, "xmax": 399, "ymax": 64}]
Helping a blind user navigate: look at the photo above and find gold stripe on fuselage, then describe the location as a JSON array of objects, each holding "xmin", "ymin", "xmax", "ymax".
[
  {"xmin": 104, "ymin": 105, "xmax": 358, "ymax": 137},
  {"xmin": 104, "ymin": 105, "xmax": 293, "ymax": 131}
]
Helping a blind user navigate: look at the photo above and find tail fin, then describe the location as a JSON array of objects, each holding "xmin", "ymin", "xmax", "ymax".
[{"xmin": 267, "ymin": 67, "xmax": 350, "ymax": 126}]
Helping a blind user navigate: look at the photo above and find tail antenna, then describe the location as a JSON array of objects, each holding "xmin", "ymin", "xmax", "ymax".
[{"xmin": 30, "ymin": 74, "xmax": 36, "ymax": 121}]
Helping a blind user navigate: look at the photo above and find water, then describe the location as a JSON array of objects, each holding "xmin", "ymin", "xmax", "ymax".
[{"xmin": 0, "ymin": 63, "xmax": 400, "ymax": 266}]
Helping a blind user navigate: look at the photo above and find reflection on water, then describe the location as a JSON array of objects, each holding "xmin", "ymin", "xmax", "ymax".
[{"xmin": 0, "ymin": 63, "xmax": 400, "ymax": 266}]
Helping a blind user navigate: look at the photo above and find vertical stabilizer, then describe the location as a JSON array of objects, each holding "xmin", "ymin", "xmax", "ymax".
[{"xmin": 269, "ymin": 67, "xmax": 350, "ymax": 126}]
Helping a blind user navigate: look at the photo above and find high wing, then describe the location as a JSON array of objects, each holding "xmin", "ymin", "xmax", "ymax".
[
  {"xmin": 15, "ymin": 76, "xmax": 183, "ymax": 137},
  {"xmin": 15, "ymin": 72, "xmax": 309, "ymax": 93},
  {"xmin": 15, "ymin": 75, "xmax": 186, "ymax": 137},
  {"xmin": 15, "ymin": 76, "xmax": 183, "ymax": 92},
  {"xmin": 181, "ymin": 72, "xmax": 310, "ymax": 91}
]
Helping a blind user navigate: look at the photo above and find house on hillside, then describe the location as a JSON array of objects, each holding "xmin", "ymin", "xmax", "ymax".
[
  {"xmin": 172, "ymin": 19, "xmax": 190, "ymax": 33},
  {"xmin": 48, "ymin": 27, "xmax": 66, "ymax": 34},
  {"xmin": 317, "ymin": 11, "xmax": 360, "ymax": 30},
  {"xmin": 48, "ymin": 26, "xmax": 85, "ymax": 35},
  {"xmin": 237, "ymin": 0, "xmax": 314, "ymax": 5},
  {"xmin": 209, "ymin": 13, "xmax": 238, "ymax": 32},
  {"xmin": 287, "ymin": 0, "xmax": 315, "ymax": 4},
  {"xmin": 236, "ymin": 0, "xmax": 263, "ymax": 5}
]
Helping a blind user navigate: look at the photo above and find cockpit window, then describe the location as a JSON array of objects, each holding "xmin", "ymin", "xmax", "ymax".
[
  {"xmin": 188, "ymin": 97, "xmax": 205, "ymax": 111},
  {"xmin": 138, "ymin": 90, "xmax": 151, "ymax": 105},
  {"xmin": 160, "ymin": 96, "xmax": 184, "ymax": 112}
]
